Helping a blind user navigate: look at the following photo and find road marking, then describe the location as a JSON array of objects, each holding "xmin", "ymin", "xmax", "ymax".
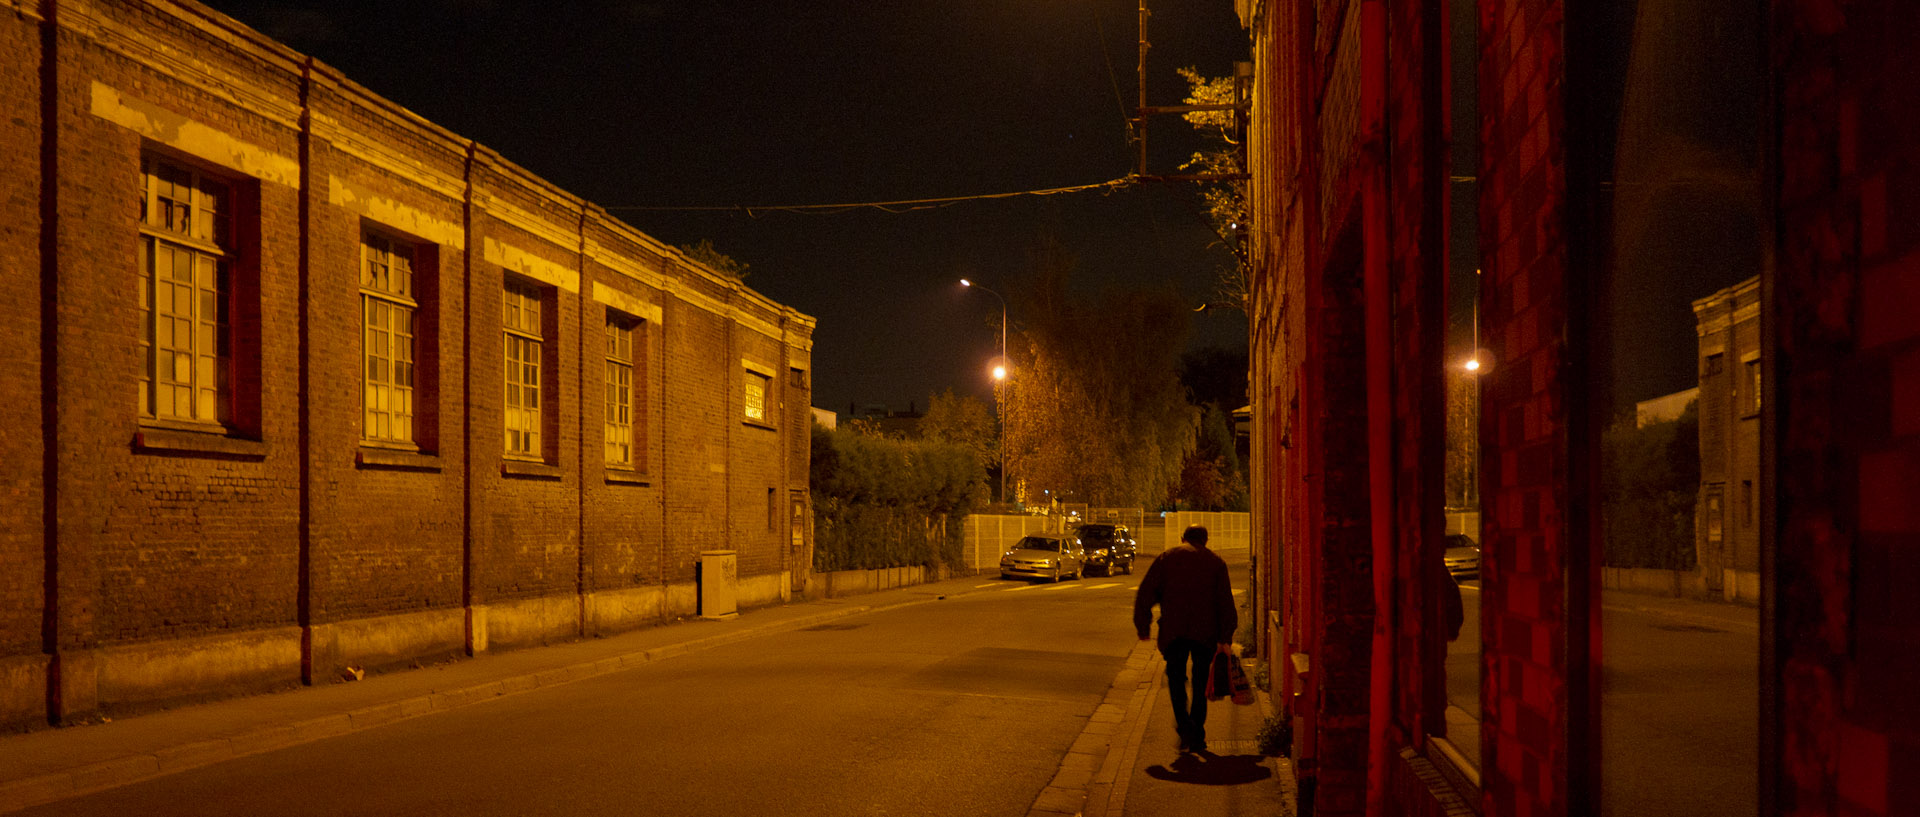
[
  {"xmin": 1002, "ymin": 583, "xmax": 1044, "ymax": 592},
  {"xmin": 1086, "ymin": 583, "xmax": 1124, "ymax": 590},
  {"xmin": 1039, "ymin": 583, "xmax": 1085, "ymax": 591},
  {"xmin": 974, "ymin": 582, "xmax": 1002, "ymax": 588}
]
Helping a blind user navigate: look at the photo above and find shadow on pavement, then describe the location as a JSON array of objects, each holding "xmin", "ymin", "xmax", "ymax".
[{"xmin": 1143, "ymin": 751, "xmax": 1274, "ymax": 786}]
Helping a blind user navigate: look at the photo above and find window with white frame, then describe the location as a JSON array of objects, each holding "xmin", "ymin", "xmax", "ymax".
[
  {"xmin": 744, "ymin": 369, "xmax": 771, "ymax": 423},
  {"xmin": 362, "ymin": 231, "xmax": 417, "ymax": 445},
  {"xmin": 503, "ymin": 278, "xmax": 544, "ymax": 458},
  {"xmin": 138, "ymin": 155, "xmax": 230, "ymax": 425},
  {"xmin": 605, "ymin": 313, "xmax": 637, "ymax": 467}
]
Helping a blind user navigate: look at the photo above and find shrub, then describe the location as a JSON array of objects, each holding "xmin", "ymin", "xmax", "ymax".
[{"xmin": 811, "ymin": 423, "xmax": 987, "ymax": 571}]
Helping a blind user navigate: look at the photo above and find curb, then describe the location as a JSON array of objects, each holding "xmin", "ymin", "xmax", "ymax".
[
  {"xmin": 1028, "ymin": 640, "xmax": 1161, "ymax": 817},
  {"xmin": 0, "ymin": 603, "xmax": 884, "ymax": 815}
]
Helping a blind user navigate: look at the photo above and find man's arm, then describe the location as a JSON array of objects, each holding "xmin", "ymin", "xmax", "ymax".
[
  {"xmin": 1133, "ymin": 555, "xmax": 1165, "ymax": 640},
  {"xmin": 1214, "ymin": 560, "xmax": 1239, "ymax": 646}
]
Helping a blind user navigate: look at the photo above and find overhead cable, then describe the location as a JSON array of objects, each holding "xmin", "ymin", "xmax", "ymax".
[{"xmin": 600, "ymin": 177, "xmax": 1137, "ymax": 216}]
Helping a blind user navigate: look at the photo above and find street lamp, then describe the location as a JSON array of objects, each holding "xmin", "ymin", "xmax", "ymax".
[{"xmin": 962, "ymin": 279, "xmax": 1010, "ymax": 505}]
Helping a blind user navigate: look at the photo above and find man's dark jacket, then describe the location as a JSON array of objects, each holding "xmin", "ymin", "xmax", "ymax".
[{"xmin": 1133, "ymin": 543, "xmax": 1237, "ymax": 648}]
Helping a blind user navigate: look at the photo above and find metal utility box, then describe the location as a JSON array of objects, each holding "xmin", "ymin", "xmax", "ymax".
[{"xmin": 698, "ymin": 550, "xmax": 739, "ymax": 620}]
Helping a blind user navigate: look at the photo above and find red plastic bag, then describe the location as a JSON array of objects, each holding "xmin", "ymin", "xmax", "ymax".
[
  {"xmin": 1205, "ymin": 651, "xmax": 1232, "ymax": 701},
  {"xmin": 1226, "ymin": 654, "xmax": 1254, "ymax": 706}
]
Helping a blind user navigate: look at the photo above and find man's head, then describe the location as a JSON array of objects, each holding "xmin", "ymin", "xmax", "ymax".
[{"xmin": 1181, "ymin": 525, "xmax": 1210, "ymax": 548}]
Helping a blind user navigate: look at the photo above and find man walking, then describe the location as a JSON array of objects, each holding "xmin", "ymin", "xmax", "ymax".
[{"xmin": 1133, "ymin": 524, "xmax": 1238, "ymax": 753}]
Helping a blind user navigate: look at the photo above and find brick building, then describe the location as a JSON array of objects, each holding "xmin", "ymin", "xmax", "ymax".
[
  {"xmin": 1239, "ymin": 1, "xmax": 1919, "ymax": 816},
  {"xmin": 1, "ymin": 0, "xmax": 813, "ymax": 729},
  {"xmin": 1694, "ymin": 276, "xmax": 1762, "ymax": 605}
]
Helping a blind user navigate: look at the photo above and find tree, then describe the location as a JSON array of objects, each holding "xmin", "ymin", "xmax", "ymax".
[
  {"xmin": 1601, "ymin": 400, "xmax": 1700, "ymax": 569},
  {"xmin": 1443, "ymin": 371, "xmax": 1480, "ymax": 510},
  {"xmin": 1001, "ymin": 239, "xmax": 1197, "ymax": 508},
  {"xmin": 919, "ymin": 389, "xmax": 999, "ymax": 470},
  {"xmin": 1178, "ymin": 67, "xmax": 1249, "ymax": 310},
  {"xmin": 679, "ymin": 239, "xmax": 749, "ymax": 282},
  {"xmin": 1179, "ymin": 346, "xmax": 1250, "ymax": 411},
  {"xmin": 1174, "ymin": 403, "xmax": 1247, "ymax": 511}
]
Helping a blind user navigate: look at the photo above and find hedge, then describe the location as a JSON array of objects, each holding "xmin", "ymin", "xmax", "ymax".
[{"xmin": 811, "ymin": 423, "xmax": 987, "ymax": 572}]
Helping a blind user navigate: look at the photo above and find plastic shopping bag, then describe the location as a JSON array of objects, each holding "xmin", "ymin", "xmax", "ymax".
[
  {"xmin": 1205, "ymin": 651, "xmax": 1232, "ymax": 701},
  {"xmin": 1226, "ymin": 653, "xmax": 1255, "ymax": 706}
]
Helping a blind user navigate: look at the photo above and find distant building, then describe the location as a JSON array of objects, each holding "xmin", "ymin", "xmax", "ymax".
[
  {"xmin": 1693, "ymin": 276, "xmax": 1762, "ymax": 602},
  {"xmin": 811, "ymin": 407, "xmax": 838, "ymax": 430},
  {"xmin": 1635, "ymin": 387, "xmax": 1699, "ymax": 428},
  {"xmin": 844, "ymin": 402, "xmax": 923, "ymax": 438}
]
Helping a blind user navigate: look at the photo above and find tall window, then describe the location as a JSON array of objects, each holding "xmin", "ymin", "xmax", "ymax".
[
  {"xmin": 605, "ymin": 314, "xmax": 636, "ymax": 467},
  {"xmin": 1744, "ymin": 357, "xmax": 1761, "ymax": 414},
  {"xmin": 744, "ymin": 370, "xmax": 770, "ymax": 423},
  {"xmin": 362, "ymin": 232, "xmax": 416, "ymax": 444},
  {"xmin": 503, "ymin": 278, "xmax": 543, "ymax": 458},
  {"xmin": 138, "ymin": 155, "xmax": 230, "ymax": 425}
]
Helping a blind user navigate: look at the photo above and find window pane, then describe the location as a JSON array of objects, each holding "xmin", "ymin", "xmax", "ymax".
[
  {"xmin": 1594, "ymin": 5, "xmax": 1763, "ymax": 814},
  {"xmin": 744, "ymin": 372, "xmax": 767, "ymax": 421}
]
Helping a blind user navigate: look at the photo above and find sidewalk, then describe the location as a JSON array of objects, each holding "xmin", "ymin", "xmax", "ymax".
[{"xmin": 1028, "ymin": 645, "xmax": 1298, "ymax": 817}]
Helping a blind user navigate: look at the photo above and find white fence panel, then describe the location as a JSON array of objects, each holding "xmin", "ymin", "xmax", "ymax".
[
  {"xmin": 961, "ymin": 514, "xmax": 1053, "ymax": 570},
  {"xmin": 1159, "ymin": 511, "xmax": 1251, "ymax": 553}
]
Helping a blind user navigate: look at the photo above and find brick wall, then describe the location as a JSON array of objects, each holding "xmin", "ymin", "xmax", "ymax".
[
  {"xmin": 0, "ymin": 2, "xmax": 46, "ymax": 715},
  {"xmin": 1774, "ymin": 2, "xmax": 1920, "ymax": 814},
  {"xmin": 302, "ymin": 65, "xmax": 468, "ymax": 644},
  {"xmin": 1384, "ymin": 0, "xmax": 1451, "ymax": 786},
  {"xmin": 1476, "ymin": 2, "xmax": 1571, "ymax": 815},
  {"xmin": 0, "ymin": 0, "xmax": 812, "ymax": 728}
]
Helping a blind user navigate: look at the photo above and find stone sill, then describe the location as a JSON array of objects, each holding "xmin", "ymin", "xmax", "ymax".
[
  {"xmin": 356, "ymin": 448, "xmax": 443, "ymax": 472},
  {"xmin": 604, "ymin": 469, "xmax": 650, "ymax": 486},
  {"xmin": 501, "ymin": 459, "xmax": 563, "ymax": 480},
  {"xmin": 134, "ymin": 426, "xmax": 267, "ymax": 460}
]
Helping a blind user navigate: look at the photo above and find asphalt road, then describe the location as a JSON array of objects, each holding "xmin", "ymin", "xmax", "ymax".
[
  {"xmin": 1600, "ymin": 591, "xmax": 1758, "ymax": 817},
  {"xmin": 19, "ymin": 570, "xmax": 1199, "ymax": 817},
  {"xmin": 1444, "ymin": 579, "xmax": 1758, "ymax": 815}
]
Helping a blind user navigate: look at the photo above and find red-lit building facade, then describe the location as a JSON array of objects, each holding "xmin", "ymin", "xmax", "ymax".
[{"xmin": 1239, "ymin": 0, "xmax": 1918, "ymax": 815}]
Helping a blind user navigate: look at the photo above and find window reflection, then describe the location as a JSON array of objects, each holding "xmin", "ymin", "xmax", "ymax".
[{"xmin": 1595, "ymin": 0, "xmax": 1763, "ymax": 814}]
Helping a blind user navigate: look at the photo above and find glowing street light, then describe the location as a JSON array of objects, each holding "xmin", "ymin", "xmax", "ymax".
[
  {"xmin": 1464, "ymin": 358, "xmax": 1480, "ymax": 372},
  {"xmin": 963, "ymin": 279, "xmax": 1011, "ymax": 504}
]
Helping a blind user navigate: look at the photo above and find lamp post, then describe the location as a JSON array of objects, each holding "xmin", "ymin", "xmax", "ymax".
[{"xmin": 961, "ymin": 279, "xmax": 1009, "ymax": 505}]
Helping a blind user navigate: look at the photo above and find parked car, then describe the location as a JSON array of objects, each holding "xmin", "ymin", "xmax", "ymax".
[
  {"xmin": 999, "ymin": 534, "xmax": 1085, "ymax": 582},
  {"xmin": 1073, "ymin": 524, "xmax": 1136, "ymax": 576},
  {"xmin": 1444, "ymin": 534, "xmax": 1481, "ymax": 580}
]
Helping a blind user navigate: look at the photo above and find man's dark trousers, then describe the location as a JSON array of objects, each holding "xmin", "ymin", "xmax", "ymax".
[{"xmin": 1161, "ymin": 637, "xmax": 1214, "ymax": 747}]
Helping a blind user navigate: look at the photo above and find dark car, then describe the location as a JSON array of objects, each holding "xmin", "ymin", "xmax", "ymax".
[
  {"xmin": 1444, "ymin": 534, "xmax": 1481, "ymax": 580},
  {"xmin": 1073, "ymin": 524, "xmax": 1137, "ymax": 576}
]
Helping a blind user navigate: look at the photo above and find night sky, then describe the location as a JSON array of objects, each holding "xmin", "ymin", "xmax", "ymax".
[{"xmin": 208, "ymin": 0, "xmax": 1253, "ymax": 415}]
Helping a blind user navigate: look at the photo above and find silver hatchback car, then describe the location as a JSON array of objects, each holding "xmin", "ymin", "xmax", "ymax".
[{"xmin": 999, "ymin": 534, "xmax": 1086, "ymax": 582}]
